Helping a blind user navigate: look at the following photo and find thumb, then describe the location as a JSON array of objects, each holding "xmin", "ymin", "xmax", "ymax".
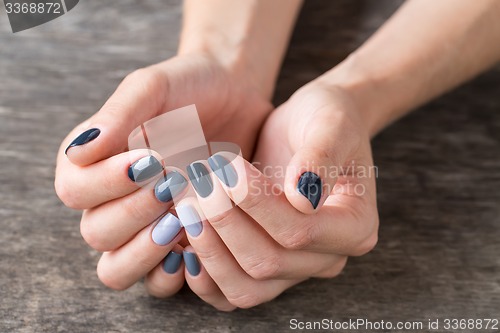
[
  {"xmin": 63, "ymin": 66, "xmax": 167, "ymax": 166},
  {"xmin": 284, "ymin": 113, "xmax": 349, "ymax": 214}
]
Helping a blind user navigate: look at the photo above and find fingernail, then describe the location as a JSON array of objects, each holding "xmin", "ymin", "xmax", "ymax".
[
  {"xmin": 176, "ymin": 204, "xmax": 203, "ymax": 237},
  {"xmin": 128, "ymin": 155, "xmax": 163, "ymax": 182},
  {"xmin": 152, "ymin": 213, "xmax": 182, "ymax": 245},
  {"xmin": 183, "ymin": 251, "xmax": 200, "ymax": 276},
  {"xmin": 297, "ymin": 171, "xmax": 322, "ymax": 209},
  {"xmin": 186, "ymin": 162, "xmax": 213, "ymax": 198},
  {"xmin": 154, "ymin": 171, "xmax": 188, "ymax": 202},
  {"xmin": 65, "ymin": 128, "xmax": 101, "ymax": 154},
  {"xmin": 208, "ymin": 154, "xmax": 238, "ymax": 187},
  {"xmin": 163, "ymin": 251, "xmax": 182, "ymax": 274}
]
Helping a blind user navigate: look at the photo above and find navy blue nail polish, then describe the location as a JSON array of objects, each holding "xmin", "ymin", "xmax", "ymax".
[
  {"xmin": 186, "ymin": 162, "xmax": 213, "ymax": 198},
  {"xmin": 297, "ymin": 172, "xmax": 322, "ymax": 209},
  {"xmin": 154, "ymin": 171, "xmax": 188, "ymax": 202},
  {"xmin": 208, "ymin": 154, "xmax": 238, "ymax": 187},
  {"xmin": 163, "ymin": 251, "xmax": 182, "ymax": 274},
  {"xmin": 183, "ymin": 251, "xmax": 201, "ymax": 276},
  {"xmin": 128, "ymin": 155, "xmax": 163, "ymax": 182},
  {"xmin": 65, "ymin": 128, "xmax": 100, "ymax": 154}
]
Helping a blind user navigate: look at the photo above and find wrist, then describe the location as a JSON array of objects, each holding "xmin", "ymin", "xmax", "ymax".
[
  {"xmin": 311, "ymin": 55, "xmax": 385, "ymax": 137},
  {"xmin": 314, "ymin": 52, "xmax": 415, "ymax": 137},
  {"xmin": 178, "ymin": 29, "xmax": 276, "ymax": 100}
]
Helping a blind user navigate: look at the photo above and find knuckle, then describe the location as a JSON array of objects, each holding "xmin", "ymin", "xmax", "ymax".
[
  {"xmin": 97, "ymin": 262, "xmax": 128, "ymax": 291},
  {"xmin": 243, "ymin": 253, "xmax": 282, "ymax": 281},
  {"xmin": 226, "ymin": 291, "xmax": 262, "ymax": 309},
  {"xmin": 352, "ymin": 233, "xmax": 378, "ymax": 256},
  {"xmin": 54, "ymin": 176, "xmax": 83, "ymax": 209},
  {"xmin": 316, "ymin": 257, "xmax": 348, "ymax": 279},
  {"xmin": 239, "ymin": 186, "xmax": 268, "ymax": 213},
  {"xmin": 207, "ymin": 209, "xmax": 236, "ymax": 232},
  {"xmin": 277, "ymin": 223, "xmax": 315, "ymax": 250},
  {"xmin": 192, "ymin": 246, "xmax": 219, "ymax": 267},
  {"xmin": 80, "ymin": 216, "xmax": 110, "ymax": 252},
  {"xmin": 145, "ymin": 280, "xmax": 175, "ymax": 299},
  {"xmin": 123, "ymin": 67, "xmax": 166, "ymax": 96},
  {"xmin": 120, "ymin": 196, "xmax": 147, "ymax": 225}
]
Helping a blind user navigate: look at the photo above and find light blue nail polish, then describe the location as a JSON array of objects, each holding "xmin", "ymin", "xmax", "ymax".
[
  {"xmin": 152, "ymin": 213, "xmax": 182, "ymax": 245},
  {"xmin": 163, "ymin": 251, "xmax": 182, "ymax": 274},
  {"xmin": 185, "ymin": 222, "xmax": 202, "ymax": 237},
  {"xmin": 183, "ymin": 251, "xmax": 200, "ymax": 276},
  {"xmin": 176, "ymin": 205, "xmax": 203, "ymax": 237}
]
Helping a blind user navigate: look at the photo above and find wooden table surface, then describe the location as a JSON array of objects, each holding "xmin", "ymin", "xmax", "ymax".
[{"xmin": 1, "ymin": 1, "xmax": 499, "ymax": 332}]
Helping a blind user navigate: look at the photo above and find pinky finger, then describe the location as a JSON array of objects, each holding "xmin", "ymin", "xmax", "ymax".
[
  {"xmin": 145, "ymin": 245, "xmax": 185, "ymax": 298},
  {"xmin": 183, "ymin": 246, "xmax": 236, "ymax": 312}
]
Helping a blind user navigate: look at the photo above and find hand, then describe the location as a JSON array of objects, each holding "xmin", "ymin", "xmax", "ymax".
[
  {"xmin": 54, "ymin": 53, "xmax": 272, "ymax": 295},
  {"xmin": 181, "ymin": 82, "xmax": 379, "ymax": 310}
]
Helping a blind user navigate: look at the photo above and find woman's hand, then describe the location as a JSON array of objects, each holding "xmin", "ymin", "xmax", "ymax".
[
  {"xmin": 54, "ymin": 53, "xmax": 272, "ymax": 295},
  {"xmin": 180, "ymin": 81, "xmax": 379, "ymax": 310}
]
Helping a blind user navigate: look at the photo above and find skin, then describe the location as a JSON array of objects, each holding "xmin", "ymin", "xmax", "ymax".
[{"xmin": 55, "ymin": 0, "xmax": 500, "ymax": 311}]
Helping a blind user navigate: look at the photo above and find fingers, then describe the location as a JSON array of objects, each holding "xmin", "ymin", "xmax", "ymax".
[
  {"xmin": 175, "ymin": 198, "xmax": 303, "ymax": 308},
  {"xmin": 80, "ymin": 169, "xmax": 189, "ymax": 251},
  {"xmin": 55, "ymin": 149, "xmax": 164, "ymax": 210},
  {"xmin": 186, "ymin": 159, "xmax": 342, "ymax": 280},
  {"xmin": 63, "ymin": 66, "xmax": 168, "ymax": 166},
  {"xmin": 187, "ymin": 223, "xmax": 302, "ymax": 308},
  {"xmin": 144, "ymin": 245, "xmax": 185, "ymax": 298},
  {"xmin": 284, "ymin": 109, "xmax": 357, "ymax": 214},
  {"xmin": 96, "ymin": 213, "xmax": 184, "ymax": 290},
  {"xmin": 182, "ymin": 246, "xmax": 236, "ymax": 312},
  {"xmin": 209, "ymin": 153, "xmax": 378, "ymax": 255}
]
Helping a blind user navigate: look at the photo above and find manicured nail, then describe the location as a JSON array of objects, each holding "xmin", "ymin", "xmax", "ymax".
[
  {"xmin": 208, "ymin": 154, "xmax": 238, "ymax": 187},
  {"xmin": 151, "ymin": 213, "xmax": 182, "ymax": 245},
  {"xmin": 297, "ymin": 171, "xmax": 322, "ymax": 209},
  {"xmin": 128, "ymin": 155, "xmax": 163, "ymax": 182},
  {"xmin": 186, "ymin": 162, "xmax": 213, "ymax": 198},
  {"xmin": 154, "ymin": 171, "xmax": 188, "ymax": 202},
  {"xmin": 176, "ymin": 204, "xmax": 203, "ymax": 237},
  {"xmin": 183, "ymin": 251, "xmax": 200, "ymax": 276},
  {"xmin": 163, "ymin": 251, "xmax": 182, "ymax": 274},
  {"xmin": 65, "ymin": 128, "xmax": 100, "ymax": 154}
]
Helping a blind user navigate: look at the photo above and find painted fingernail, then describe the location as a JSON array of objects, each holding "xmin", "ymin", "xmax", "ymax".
[
  {"xmin": 208, "ymin": 154, "xmax": 238, "ymax": 187},
  {"xmin": 154, "ymin": 171, "xmax": 188, "ymax": 202},
  {"xmin": 152, "ymin": 213, "xmax": 182, "ymax": 245},
  {"xmin": 176, "ymin": 204, "xmax": 203, "ymax": 237},
  {"xmin": 186, "ymin": 162, "xmax": 213, "ymax": 197},
  {"xmin": 163, "ymin": 251, "xmax": 182, "ymax": 274},
  {"xmin": 65, "ymin": 128, "xmax": 100, "ymax": 154},
  {"xmin": 128, "ymin": 155, "xmax": 163, "ymax": 182},
  {"xmin": 183, "ymin": 251, "xmax": 200, "ymax": 276},
  {"xmin": 297, "ymin": 171, "xmax": 322, "ymax": 209}
]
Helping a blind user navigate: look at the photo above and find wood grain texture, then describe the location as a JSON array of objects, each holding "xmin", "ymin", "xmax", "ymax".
[{"xmin": 0, "ymin": 1, "xmax": 499, "ymax": 332}]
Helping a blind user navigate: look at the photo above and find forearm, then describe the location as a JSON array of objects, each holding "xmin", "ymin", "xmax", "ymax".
[
  {"xmin": 318, "ymin": 0, "xmax": 500, "ymax": 136},
  {"xmin": 179, "ymin": 0, "xmax": 303, "ymax": 99}
]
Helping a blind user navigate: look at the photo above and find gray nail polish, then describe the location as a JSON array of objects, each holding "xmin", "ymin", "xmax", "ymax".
[
  {"xmin": 297, "ymin": 171, "xmax": 322, "ymax": 209},
  {"xmin": 186, "ymin": 162, "xmax": 213, "ymax": 198},
  {"xmin": 128, "ymin": 155, "xmax": 163, "ymax": 182},
  {"xmin": 152, "ymin": 213, "xmax": 182, "ymax": 245},
  {"xmin": 176, "ymin": 205, "xmax": 203, "ymax": 237},
  {"xmin": 154, "ymin": 171, "xmax": 188, "ymax": 202},
  {"xmin": 183, "ymin": 251, "xmax": 200, "ymax": 276},
  {"xmin": 208, "ymin": 154, "xmax": 238, "ymax": 187},
  {"xmin": 163, "ymin": 251, "xmax": 182, "ymax": 274}
]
